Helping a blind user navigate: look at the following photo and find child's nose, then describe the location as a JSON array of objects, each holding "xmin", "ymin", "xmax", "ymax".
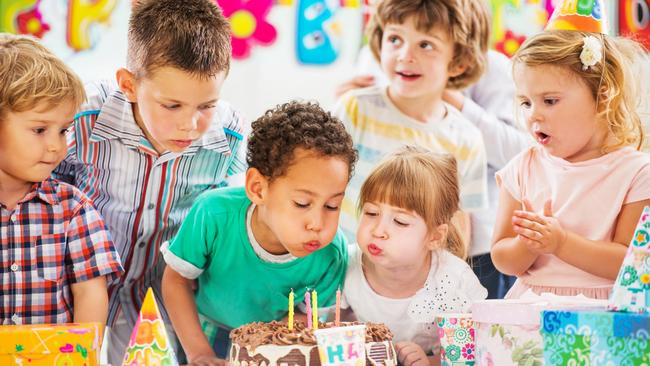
[
  {"xmin": 306, "ymin": 211, "xmax": 323, "ymax": 232},
  {"xmin": 371, "ymin": 221, "xmax": 388, "ymax": 239},
  {"xmin": 178, "ymin": 113, "xmax": 199, "ymax": 131},
  {"xmin": 398, "ymin": 45, "xmax": 416, "ymax": 63}
]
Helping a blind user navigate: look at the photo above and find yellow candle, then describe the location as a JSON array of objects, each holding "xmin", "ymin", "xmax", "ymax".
[
  {"xmin": 288, "ymin": 289, "xmax": 294, "ymax": 330},
  {"xmin": 312, "ymin": 289, "xmax": 318, "ymax": 330}
]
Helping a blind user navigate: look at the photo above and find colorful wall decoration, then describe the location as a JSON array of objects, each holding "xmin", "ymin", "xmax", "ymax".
[
  {"xmin": 296, "ymin": 0, "xmax": 343, "ymax": 64},
  {"xmin": 489, "ymin": 0, "xmax": 555, "ymax": 57},
  {"xmin": 1, "ymin": 0, "xmax": 117, "ymax": 51},
  {"xmin": 619, "ymin": 0, "xmax": 650, "ymax": 48},
  {"xmin": 217, "ymin": 0, "xmax": 278, "ymax": 59}
]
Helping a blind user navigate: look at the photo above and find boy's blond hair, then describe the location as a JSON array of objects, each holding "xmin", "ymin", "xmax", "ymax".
[
  {"xmin": 513, "ymin": 30, "xmax": 645, "ymax": 151},
  {"xmin": 127, "ymin": 0, "xmax": 231, "ymax": 79},
  {"xmin": 0, "ymin": 34, "xmax": 85, "ymax": 120},
  {"xmin": 359, "ymin": 146, "xmax": 466, "ymax": 259},
  {"xmin": 367, "ymin": 0, "xmax": 489, "ymax": 89}
]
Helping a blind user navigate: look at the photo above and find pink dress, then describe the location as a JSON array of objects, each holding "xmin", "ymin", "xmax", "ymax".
[{"xmin": 496, "ymin": 146, "xmax": 650, "ymax": 299}]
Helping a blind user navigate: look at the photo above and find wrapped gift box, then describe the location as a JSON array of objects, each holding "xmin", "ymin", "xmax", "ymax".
[
  {"xmin": 0, "ymin": 322, "xmax": 102, "ymax": 366},
  {"xmin": 471, "ymin": 292, "xmax": 606, "ymax": 366},
  {"xmin": 541, "ymin": 309, "xmax": 650, "ymax": 365},
  {"xmin": 608, "ymin": 206, "xmax": 650, "ymax": 313}
]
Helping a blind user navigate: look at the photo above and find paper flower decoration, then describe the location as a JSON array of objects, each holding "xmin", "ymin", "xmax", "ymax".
[
  {"xmin": 15, "ymin": 2, "xmax": 50, "ymax": 38},
  {"xmin": 495, "ymin": 30, "xmax": 526, "ymax": 57},
  {"xmin": 580, "ymin": 35, "xmax": 603, "ymax": 70},
  {"xmin": 217, "ymin": 0, "xmax": 277, "ymax": 59}
]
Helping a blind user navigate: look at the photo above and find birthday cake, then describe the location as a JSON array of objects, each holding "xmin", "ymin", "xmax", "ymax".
[{"xmin": 229, "ymin": 321, "xmax": 397, "ymax": 366}]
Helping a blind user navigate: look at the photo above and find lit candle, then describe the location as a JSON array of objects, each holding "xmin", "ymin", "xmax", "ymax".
[
  {"xmin": 305, "ymin": 289, "xmax": 312, "ymax": 329},
  {"xmin": 312, "ymin": 289, "xmax": 318, "ymax": 330},
  {"xmin": 288, "ymin": 289, "xmax": 294, "ymax": 330},
  {"xmin": 335, "ymin": 287, "xmax": 341, "ymax": 326}
]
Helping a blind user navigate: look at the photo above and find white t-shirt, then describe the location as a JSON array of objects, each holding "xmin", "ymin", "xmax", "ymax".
[{"xmin": 342, "ymin": 245, "xmax": 487, "ymax": 354}]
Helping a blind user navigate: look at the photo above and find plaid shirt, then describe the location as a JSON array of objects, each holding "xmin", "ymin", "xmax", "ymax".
[{"xmin": 0, "ymin": 178, "xmax": 122, "ymax": 325}]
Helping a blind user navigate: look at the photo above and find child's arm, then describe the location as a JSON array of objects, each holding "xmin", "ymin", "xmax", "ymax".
[
  {"xmin": 71, "ymin": 276, "xmax": 108, "ymax": 323},
  {"xmin": 162, "ymin": 266, "xmax": 224, "ymax": 365},
  {"xmin": 491, "ymin": 187, "xmax": 540, "ymax": 276},
  {"xmin": 512, "ymin": 199, "xmax": 650, "ymax": 280},
  {"xmin": 395, "ymin": 342, "xmax": 441, "ymax": 366}
]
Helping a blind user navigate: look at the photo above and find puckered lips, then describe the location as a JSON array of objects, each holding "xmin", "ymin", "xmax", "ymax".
[{"xmin": 367, "ymin": 243, "xmax": 383, "ymax": 256}]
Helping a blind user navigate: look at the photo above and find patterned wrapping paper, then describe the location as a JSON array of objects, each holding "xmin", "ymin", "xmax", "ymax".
[
  {"xmin": 609, "ymin": 206, "xmax": 650, "ymax": 313},
  {"xmin": 541, "ymin": 309, "xmax": 650, "ymax": 366},
  {"xmin": 435, "ymin": 314, "xmax": 476, "ymax": 366},
  {"xmin": 0, "ymin": 322, "xmax": 102, "ymax": 366},
  {"xmin": 471, "ymin": 294, "xmax": 606, "ymax": 366}
]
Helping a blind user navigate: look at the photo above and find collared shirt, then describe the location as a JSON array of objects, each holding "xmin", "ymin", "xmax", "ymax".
[
  {"xmin": 0, "ymin": 178, "xmax": 122, "ymax": 325},
  {"xmin": 53, "ymin": 81, "xmax": 247, "ymax": 326}
]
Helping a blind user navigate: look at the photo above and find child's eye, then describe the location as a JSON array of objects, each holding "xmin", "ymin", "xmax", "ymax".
[
  {"xmin": 387, "ymin": 35, "xmax": 401, "ymax": 45},
  {"xmin": 363, "ymin": 210, "xmax": 378, "ymax": 217},
  {"xmin": 33, "ymin": 128, "xmax": 46, "ymax": 135},
  {"xmin": 59, "ymin": 128, "xmax": 69, "ymax": 135},
  {"xmin": 419, "ymin": 42, "xmax": 433, "ymax": 50},
  {"xmin": 199, "ymin": 104, "xmax": 216, "ymax": 110},
  {"xmin": 394, "ymin": 219, "xmax": 409, "ymax": 227},
  {"xmin": 519, "ymin": 100, "xmax": 531, "ymax": 108},
  {"xmin": 294, "ymin": 201, "xmax": 310, "ymax": 209},
  {"xmin": 162, "ymin": 104, "xmax": 181, "ymax": 110},
  {"xmin": 544, "ymin": 98, "xmax": 558, "ymax": 105},
  {"xmin": 325, "ymin": 205, "xmax": 339, "ymax": 211}
]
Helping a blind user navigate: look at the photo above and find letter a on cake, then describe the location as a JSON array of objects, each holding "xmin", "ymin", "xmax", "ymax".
[
  {"xmin": 545, "ymin": 0, "xmax": 609, "ymax": 34},
  {"xmin": 122, "ymin": 288, "xmax": 179, "ymax": 366}
]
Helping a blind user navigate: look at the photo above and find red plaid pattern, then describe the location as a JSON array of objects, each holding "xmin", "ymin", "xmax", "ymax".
[{"xmin": 0, "ymin": 178, "xmax": 122, "ymax": 325}]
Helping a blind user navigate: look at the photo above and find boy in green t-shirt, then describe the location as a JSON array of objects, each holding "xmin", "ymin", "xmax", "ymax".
[{"xmin": 161, "ymin": 101, "xmax": 358, "ymax": 365}]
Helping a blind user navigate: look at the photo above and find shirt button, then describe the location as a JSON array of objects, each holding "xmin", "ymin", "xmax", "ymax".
[
  {"xmin": 138, "ymin": 242, "xmax": 146, "ymax": 248},
  {"xmin": 148, "ymin": 203, "xmax": 155, "ymax": 210},
  {"xmin": 10, "ymin": 263, "xmax": 19, "ymax": 272},
  {"xmin": 11, "ymin": 314, "xmax": 20, "ymax": 324}
]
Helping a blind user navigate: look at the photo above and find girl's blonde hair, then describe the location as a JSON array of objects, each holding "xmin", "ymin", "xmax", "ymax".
[
  {"xmin": 358, "ymin": 146, "xmax": 466, "ymax": 259},
  {"xmin": 512, "ymin": 30, "xmax": 645, "ymax": 151}
]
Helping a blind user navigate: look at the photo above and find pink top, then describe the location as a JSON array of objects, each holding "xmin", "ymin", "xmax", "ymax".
[{"xmin": 496, "ymin": 146, "xmax": 650, "ymax": 288}]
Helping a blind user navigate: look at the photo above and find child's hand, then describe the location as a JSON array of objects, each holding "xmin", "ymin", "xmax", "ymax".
[
  {"xmin": 512, "ymin": 199, "xmax": 567, "ymax": 255},
  {"xmin": 186, "ymin": 355, "xmax": 228, "ymax": 366},
  {"xmin": 395, "ymin": 341, "xmax": 430, "ymax": 366},
  {"xmin": 334, "ymin": 75, "xmax": 375, "ymax": 97}
]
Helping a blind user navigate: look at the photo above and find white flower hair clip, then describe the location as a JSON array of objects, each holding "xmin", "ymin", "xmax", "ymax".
[{"xmin": 580, "ymin": 35, "xmax": 603, "ymax": 71}]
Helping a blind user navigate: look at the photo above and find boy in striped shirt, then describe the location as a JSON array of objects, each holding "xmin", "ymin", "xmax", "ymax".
[{"xmin": 53, "ymin": 0, "xmax": 247, "ymax": 363}]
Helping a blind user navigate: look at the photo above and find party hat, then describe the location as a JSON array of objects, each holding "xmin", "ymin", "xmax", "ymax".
[
  {"xmin": 545, "ymin": 0, "xmax": 609, "ymax": 34},
  {"xmin": 122, "ymin": 288, "xmax": 179, "ymax": 366},
  {"xmin": 608, "ymin": 206, "xmax": 650, "ymax": 313}
]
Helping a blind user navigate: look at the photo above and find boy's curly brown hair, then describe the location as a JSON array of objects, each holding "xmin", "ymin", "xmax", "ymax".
[{"xmin": 247, "ymin": 101, "xmax": 358, "ymax": 181}]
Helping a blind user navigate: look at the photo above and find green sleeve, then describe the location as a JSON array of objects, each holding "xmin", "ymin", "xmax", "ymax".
[{"xmin": 167, "ymin": 192, "xmax": 219, "ymax": 272}]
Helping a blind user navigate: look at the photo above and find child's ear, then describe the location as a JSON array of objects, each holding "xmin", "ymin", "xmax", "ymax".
[
  {"xmin": 116, "ymin": 68, "xmax": 138, "ymax": 103},
  {"xmin": 427, "ymin": 223, "xmax": 449, "ymax": 251},
  {"xmin": 448, "ymin": 62, "xmax": 467, "ymax": 78},
  {"xmin": 245, "ymin": 168, "xmax": 269, "ymax": 205}
]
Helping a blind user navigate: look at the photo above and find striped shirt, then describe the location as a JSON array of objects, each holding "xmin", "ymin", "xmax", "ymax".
[
  {"xmin": 53, "ymin": 81, "xmax": 247, "ymax": 326},
  {"xmin": 1, "ymin": 178, "xmax": 122, "ymax": 325},
  {"xmin": 332, "ymin": 86, "xmax": 488, "ymax": 239}
]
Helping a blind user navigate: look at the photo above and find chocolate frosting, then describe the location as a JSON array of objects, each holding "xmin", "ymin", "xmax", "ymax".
[{"xmin": 230, "ymin": 321, "xmax": 393, "ymax": 349}]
